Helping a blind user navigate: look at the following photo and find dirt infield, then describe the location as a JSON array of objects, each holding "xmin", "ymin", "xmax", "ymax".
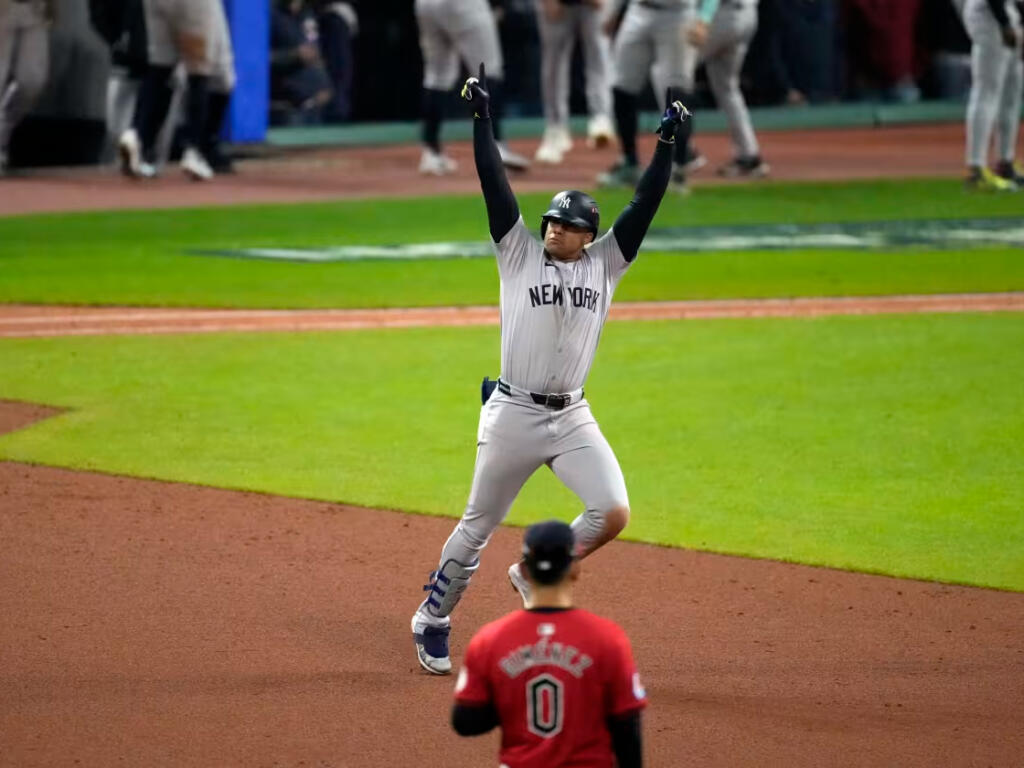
[
  {"xmin": 1, "ymin": 400, "xmax": 1023, "ymax": 767},
  {"xmin": 2, "ymin": 292, "xmax": 1023, "ymax": 338},
  {"xmin": 0, "ymin": 122, "xmax": 993, "ymax": 217}
]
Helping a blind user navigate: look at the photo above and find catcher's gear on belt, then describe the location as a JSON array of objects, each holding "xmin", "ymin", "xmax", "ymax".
[
  {"xmin": 541, "ymin": 189, "xmax": 601, "ymax": 238},
  {"xmin": 461, "ymin": 62, "xmax": 491, "ymax": 119}
]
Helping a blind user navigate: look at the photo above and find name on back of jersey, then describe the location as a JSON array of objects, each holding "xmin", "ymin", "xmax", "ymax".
[
  {"xmin": 528, "ymin": 283, "xmax": 601, "ymax": 312},
  {"xmin": 499, "ymin": 636, "xmax": 594, "ymax": 679}
]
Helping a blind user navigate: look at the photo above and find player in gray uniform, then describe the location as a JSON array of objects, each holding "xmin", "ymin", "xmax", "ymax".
[
  {"xmin": 693, "ymin": 0, "xmax": 767, "ymax": 177},
  {"xmin": 598, "ymin": 0, "xmax": 706, "ymax": 191},
  {"xmin": 411, "ymin": 63, "xmax": 690, "ymax": 675},
  {"xmin": 0, "ymin": 0, "xmax": 51, "ymax": 176},
  {"xmin": 963, "ymin": 0, "xmax": 1024, "ymax": 190},
  {"xmin": 533, "ymin": 0, "xmax": 615, "ymax": 165},
  {"xmin": 118, "ymin": 0, "xmax": 234, "ymax": 181},
  {"xmin": 415, "ymin": 0, "xmax": 529, "ymax": 175}
]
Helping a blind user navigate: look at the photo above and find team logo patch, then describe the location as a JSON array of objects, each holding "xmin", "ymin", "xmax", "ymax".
[{"xmin": 537, "ymin": 623, "xmax": 556, "ymax": 637}]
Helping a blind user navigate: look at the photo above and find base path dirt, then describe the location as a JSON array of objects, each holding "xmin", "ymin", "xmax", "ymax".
[
  {"xmin": 2, "ymin": 292, "xmax": 1023, "ymax": 338},
  {"xmin": 0, "ymin": 122, "xmax": 1000, "ymax": 217},
  {"xmin": 1, "ymin": 401, "xmax": 1022, "ymax": 767}
]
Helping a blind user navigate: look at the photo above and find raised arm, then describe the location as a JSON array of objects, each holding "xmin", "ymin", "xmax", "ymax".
[
  {"xmin": 611, "ymin": 98, "xmax": 692, "ymax": 262},
  {"xmin": 462, "ymin": 64, "xmax": 520, "ymax": 243}
]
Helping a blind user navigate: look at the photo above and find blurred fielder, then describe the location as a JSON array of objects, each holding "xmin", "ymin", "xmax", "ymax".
[
  {"xmin": 0, "ymin": 0, "xmax": 51, "ymax": 175},
  {"xmin": 962, "ymin": 0, "xmax": 1024, "ymax": 190}
]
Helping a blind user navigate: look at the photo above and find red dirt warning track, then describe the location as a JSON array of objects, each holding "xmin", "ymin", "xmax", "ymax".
[{"xmin": 1, "ymin": 401, "xmax": 1023, "ymax": 768}]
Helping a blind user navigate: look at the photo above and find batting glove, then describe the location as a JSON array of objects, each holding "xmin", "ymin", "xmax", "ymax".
[
  {"xmin": 656, "ymin": 93, "xmax": 692, "ymax": 144},
  {"xmin": 461, "ymin": 62, "xmax": 491, "ymax": 120}
]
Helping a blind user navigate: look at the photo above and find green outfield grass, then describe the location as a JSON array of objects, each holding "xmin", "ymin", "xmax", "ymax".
[
  {"xmin": 1, "ymin": 313, "xmax": 1022, "ymax": 591},
  {"xmin": 1, "ymin": 178, "xmax": 1023, "ymax": 308}
]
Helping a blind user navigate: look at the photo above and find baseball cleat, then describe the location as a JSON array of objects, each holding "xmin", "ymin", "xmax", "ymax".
[
  {"xmin": 498, "ymin": 142, "xmax": 531, "ymax": 172},
  {"xmin": 418, "ymin": 148, "xmax": 458, "ymax": 176},
  {"xmin": 507, "ymin": 562, "xmax": 532, "ymax": 608},
  {"xmin": 965, "ymin": 166, "xmax": 1016, "ymax": 192},
  {"xmin": 535, "ymin": 125, "xmax": 572, "ymax": 164},
  {"xmin": 669, "ymin": 166, "xmax": 691, "ymax": 195},
  {"xmin": 718, "ymin": 155, "xmax": 770, "ymax": 179},
  {"xmin": 679, "ymin": 146, "xmax": 707, "ymax": 175},
  {"xmin": 586, "ymin": 114, "xmax": 615, "ymax": 149},
  {"xmin": 995, "ymin": 160, "xmax": 1024, "ymax": 187},
  {"xmin": 597, "ymin": 158, "xmax": 641, "ymax": 188},
  {"xmin": 411, "ymin": 611, "xmax": 452, "ymax": 675},
  {"xmin": 118, "ymin": 128, "xmax": 157, "ymax": 179},
  {"xmin": 181, "ymin": 147, "xmax": 214, "ymax": 181}
]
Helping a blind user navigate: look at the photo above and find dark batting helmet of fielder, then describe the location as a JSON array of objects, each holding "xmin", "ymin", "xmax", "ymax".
[{"xmin": 541, "ymin": 189, "xmax": 600, "ymax": 239}]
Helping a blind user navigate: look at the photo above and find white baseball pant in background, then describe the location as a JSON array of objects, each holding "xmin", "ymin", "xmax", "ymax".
[
  {"xmin": 536, "ymin": 2, "xmax": 612, "ymax": 129},
  {"xmin": 701, "ymin": 0, "xmax": 759, "ymax": 159},
  {"xmin": 963, "ymin": 0, "xmax": 1023, "ymax": 167}
]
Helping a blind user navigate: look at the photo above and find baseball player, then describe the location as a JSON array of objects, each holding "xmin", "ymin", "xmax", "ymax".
[
  {"xmin": 692, "ymin": 0, "xmax": 767, "ymax": 177},
  {"xmin": 963, "ymin": 0, "xmax": 1024, "ymax": 190},
  {"xmin": 0, "ymin": 0, "xmax": 51, "ymax": 176},
  {"xmin": 414, "ymin": 0, "xmax": 530, "ymax": 175},
  {"xmin": 598, "ymin": 0, "xmax": 711, "ymax": 191},
  {"xmin": 533, "ymin": 0, "xmax": 615, "ymax": 165},
  {"xmin": 411, "ymin": 62, "xmax": 690, "ymax": 676},
  {"xmin": 118, "ymin": 0, "xmax": 235, "ymax": 181},
  {"xmin": 451, "ymin": 520, "xmax": 647, "ymax": 767}
]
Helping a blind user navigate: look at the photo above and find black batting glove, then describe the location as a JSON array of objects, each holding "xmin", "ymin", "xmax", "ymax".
[
  {"xmin": 461, "ymin": 62, "xmax": 491, "ymax": 120},
  {"xmin": 656, "ymin": 91, "xmax": 691, "ymax": 144}
]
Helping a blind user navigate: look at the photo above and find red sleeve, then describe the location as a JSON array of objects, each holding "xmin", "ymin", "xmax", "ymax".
[
  {"xmin": 604, "ymin": 625, "xmax": 648, "ymax": 717},
  {"xmin": 453, "ymin": 630, "xmax": 493, "ymax": 707}
]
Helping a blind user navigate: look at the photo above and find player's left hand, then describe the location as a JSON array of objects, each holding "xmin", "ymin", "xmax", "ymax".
[
  {"xmin": 461, "ymin": 63, "xmax": 491, "ymax": 119},
  {"xmin": 657, "ymin": 92, "xmax": 692, "ymax": 143},
  {"xmin": 1000, "ymin": 24, "xmax": 1018, "ymax": 49}
]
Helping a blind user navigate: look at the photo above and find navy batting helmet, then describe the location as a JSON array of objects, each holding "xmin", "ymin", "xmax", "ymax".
[{"xmin": 541, "ymin": 189, "xmax": 600, "ymax": 239}]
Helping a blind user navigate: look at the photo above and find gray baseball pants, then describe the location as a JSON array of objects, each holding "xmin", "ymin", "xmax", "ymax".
[
  {"xmin": 415, "ymin": 0, "xmax": 504, "ymax": 88},
  {"xmin": 0, "ymin": 0, "xmax": 49, "ymax": 155},
  {"xmin": 701, "ymin": 1, "xmax": 759, "ymax": 158},
  {"xmin": 612, "ymin": 2, "xmax": 698, "ymax": 99},
  {"xmin": 536, "ymin": 2, "xmax": 612, "ymax": 128},
  {"xmin": 963, "ymin": 0, "xmax": 1023, "ymax": 166}
]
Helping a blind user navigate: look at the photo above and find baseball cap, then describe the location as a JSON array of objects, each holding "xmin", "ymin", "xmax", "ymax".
[{"xmin": 522, "ymin": 520, "xmax": 575, "ymax": 585}]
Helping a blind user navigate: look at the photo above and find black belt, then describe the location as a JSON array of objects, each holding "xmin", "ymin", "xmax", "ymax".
[{"xmin": 497, "ymin": 379, "xmax": 579, "ymax": 410}]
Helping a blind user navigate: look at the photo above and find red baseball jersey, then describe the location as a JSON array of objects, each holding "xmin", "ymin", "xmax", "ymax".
[{"xmin": 454, "ymin": 607, "xmax": 647, "ymax": 768}]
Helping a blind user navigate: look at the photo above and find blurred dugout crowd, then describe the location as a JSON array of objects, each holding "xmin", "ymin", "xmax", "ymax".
[{"xmin": 0, "ymin": 0, "xmax": 1002, "ymax": 178}]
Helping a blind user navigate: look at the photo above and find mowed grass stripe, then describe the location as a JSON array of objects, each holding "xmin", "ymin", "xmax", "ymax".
[
  {"xmin": 1, "ymin": 178, "xmax": 1023, "ymax": 308},
  {"xmin": 0, "ymin": 311, "xmax": 1021, "ymax": 591}
]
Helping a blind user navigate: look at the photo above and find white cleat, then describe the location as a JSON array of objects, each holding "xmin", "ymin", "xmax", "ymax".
[
  {"xmin": 534, "ymin": 125, "xmax": 572, "ymax": 164},
  {"xmin": 418, "ymin": 148, "xmax": 458, "ymax": 176},
  {"xmin": 181, "ymin": 147, "xmax": 214, "ymax": 181},
  {"xmin": 586, "ymin": 113, "xmax": 615, "ymax": 149},
  {"xmin": 507, "ymin": 562, "xmax": 532, "ymax": 608},
  {"xmin": 118, "ymin": 128, "xmax": 157, "ymax": 179},
  {"xmin": 498, "ymin": 142, "xmax": 531, "ymax": 172},
  {"xmin": 411, "ymin": 610, "xmax": 452, "ymax": 675}
]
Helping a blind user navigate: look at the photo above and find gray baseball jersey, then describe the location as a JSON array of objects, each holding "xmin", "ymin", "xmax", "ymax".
[
  {"xmin": 415, "ymin": 0, "xmax": 504, "ymax": 89},
  {"xmin": 963, "ymin": 0, "xmax": 1023, "ymax": 166},
  {"xmin": 495, "ymin": 213, "xmax": 630, "ymax": 393}
]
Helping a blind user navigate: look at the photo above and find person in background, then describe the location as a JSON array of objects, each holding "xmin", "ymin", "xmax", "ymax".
[
  {"xmin": 533, "ymin": 0, "xmax": 615, "ymax": 166},
  {"xmin": 962, "ymin": 0, "xmax": 1024, "ymax": 190},
  {"xmin": 0, "ymin": 0, "xmax": 52, "ymax": 175},
  {"xmin": 270, "ymin": 0, "xmax": 333, "ymax": 125},
  {"xmin": 451, "ymin": 520, "xmax": 647, "ymax": 768},
  {"xmin": 413, "ymin": 0, "xmax": 530, "ymax": 176},
  {"xmin": 313, "ymin": 0, "xmax": 358, "ymax": 122}
]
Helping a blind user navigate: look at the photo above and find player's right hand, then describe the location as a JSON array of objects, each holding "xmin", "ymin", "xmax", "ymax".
[{"xmin": 461, "ymin": 63, "xmax": 491, "ymax": 119}]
